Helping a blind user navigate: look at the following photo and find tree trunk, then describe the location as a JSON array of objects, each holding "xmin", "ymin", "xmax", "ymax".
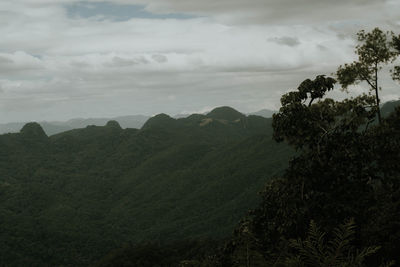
[{"xmin": 375, "ymin": 62, "xmax": 382, "ymax": 125}]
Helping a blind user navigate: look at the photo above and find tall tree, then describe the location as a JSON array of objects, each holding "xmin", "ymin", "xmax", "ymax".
[{"xmin": 336, "ymin": 28, "xmax": 397, "ymax": 124}]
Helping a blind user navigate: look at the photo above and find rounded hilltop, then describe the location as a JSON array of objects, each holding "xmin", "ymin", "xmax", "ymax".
[
  {"xmin": 105, "ymin": 120, "xmax": 122, "ymax": 129},
  {"xmin": 20, "ymin": 122, "xmax": 47, "ymax": 139},
  {"xmin": 207, "ymin": 106, "xmax": 246, "ymax": 121},
  {"xmin": 141, "ymin": 113, "xmax": 177, "ymax": 130}
]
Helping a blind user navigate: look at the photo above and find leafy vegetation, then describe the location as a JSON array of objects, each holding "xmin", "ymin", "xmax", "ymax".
[
  {"xmin": 336, "ymin": 28, "xmax": 398, "ymax": 124},
  {"xmin": 211, "ymin": 88, "xmax": 400, "ymax": 267},
  {"xmin": 283, "ymin": 219, "xmax": 384, "ymax": 267}
]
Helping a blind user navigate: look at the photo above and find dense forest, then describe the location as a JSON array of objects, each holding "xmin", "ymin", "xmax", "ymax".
[
  {"xmin": 0, "ymin": 106, "xmax": 292, "ymax": 266},
  {"xmin": 0, "ymin": 28, "xmax": 399, "ymax": 266}
]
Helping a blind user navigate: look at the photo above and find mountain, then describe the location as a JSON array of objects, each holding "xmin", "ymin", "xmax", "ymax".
[
  {"xmin": 0, "ymin": 115, "xmax": 150, "ymax": 136},
  {"xmin": 0, "ymin": 106, "xmax": 292, "ymax": 266},
  {"xmin": 1, "ymin": 100, "xmax": 397, "ymax": 136},
  {"xmin": 381, "ymin": 99, "xmax": 400, "ymax": 117},
  {"xmin": 207, "ymin": 106, "xmax": 246, "ymax": 121},
  {"xmin": 20, "ymin": 122, "xmax": 48, "ymax": 139},
  {"xmin": 141, "ymin": 113, "xmax": 178, "ymax": 130},
  {"xmin": 173, "ymin": 113, "xmax": 191, "ymax": 119},
  {"xmin": 0, "ymin": 122, "xmax": 28, "ymax": 135},
  {"xmin": 248, "ymin": 109, "xmax": 276, "ymax": 118},
  {"xmin": 60, "ymin": 114, "xmax": 149, "ymax": 129}
]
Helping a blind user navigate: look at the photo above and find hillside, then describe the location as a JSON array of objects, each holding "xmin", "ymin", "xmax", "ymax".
[
  {"xmin": 248, "ymin": 109, "xmax": 276, "ymax": 118},
  {"xmin": 0, "ymin": 115, "xmax": 150, "ymax": 136},
  {"xmin": 0, "ymin": 107, "xmax": 292, "ymax": 266},
  {"xmin": 381, "ymin": 99, "xmax": 400, "ymax": 117}
]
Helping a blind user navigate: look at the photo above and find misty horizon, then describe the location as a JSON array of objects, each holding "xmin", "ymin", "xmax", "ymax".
[{"xmin": 0, "ymin": 106, "xmax": 278, "ymax": 124}]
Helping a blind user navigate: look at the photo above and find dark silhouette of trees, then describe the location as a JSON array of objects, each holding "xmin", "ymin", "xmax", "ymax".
[
  {"xmin": 392, "ymin": 34, "xmax": 400, "ymax": 81},
  {"xmin": 283, "ymin": 219, "xmax": 388, "ymax": 267},
  {"xmin": 214, "ymin": 74, "xmax": 400, "ymax": 266},
  {"xmin": 336, "ymin": 28, "xmax": 398, "ymax": 124},
  {"xmin": 272, "ymin": 75, "xmax": 376, "ymax": 151}
]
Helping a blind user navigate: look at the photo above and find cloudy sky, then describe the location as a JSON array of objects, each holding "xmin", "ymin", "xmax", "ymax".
[{"xmin": 0, "ymin": 0, "xmax": 399, "ymax": 123}]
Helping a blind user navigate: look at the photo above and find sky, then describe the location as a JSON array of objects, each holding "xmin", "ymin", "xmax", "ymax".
[{"xmin": 0, "ymin": 0, "xmax": 399, "ymax": 123}]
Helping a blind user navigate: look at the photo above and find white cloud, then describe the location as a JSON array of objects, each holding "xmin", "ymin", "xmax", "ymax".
[{"xmin": 0, "ymin": 0, "xmax": 399, "ymax": 123}]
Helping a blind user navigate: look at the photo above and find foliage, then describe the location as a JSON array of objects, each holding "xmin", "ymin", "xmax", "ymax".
[
  {"xmin": 214, "ymin": 77, "xmax": 400, "ymax": 267},
  {"xmin": 283, "ymin": 219, "xmax": 382, "ymax": 267},
  {"xmin": 273, "ymin": 75, "xmax": 376, "ymax": 150},
  {"xmin": 392, "ymin": 34, "xmax": 400, "ymax": 81},
  {"xmin": 336, "ymin": 28, "xmax": 398, "ymax": 124},
  {"xmin": 94, "ymin": 239, "xmax": 220, "ymax": 267}
]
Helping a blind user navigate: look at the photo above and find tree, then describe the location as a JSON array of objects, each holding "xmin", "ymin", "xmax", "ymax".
[
  {"xmin": 216, "ymin": 75, "xmax": 400, "ymax": 267},
  {"xmin": 336, "ymin": 28, "xmax": 398, "ymax": 124},
  {"xmin": 272, "ymin": 75, "xmax": 376, "ymax": 151},
  {"xmin": 391, "ymin": 34, "xmax": 400, "ymax": 81}
]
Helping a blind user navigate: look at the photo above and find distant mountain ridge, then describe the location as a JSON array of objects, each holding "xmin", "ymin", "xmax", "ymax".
[
  {"xmin": 0, "ymin": 108, "xmax": 273, "ymax": 136},
  {"xmin": 1, "ymin": 100, "xmax": 397, "ymax": 136},
  {"xmin": 0, "ymin": 114, "xmax": 150, "ymax": 136},
  {"xmin": 381, "ymin": 99, "xmax": 400, "ymax": 117},
  {"xmin": 248, "ymin": 109, "xmax": 276, "ymax": 118},
  {"xmin": 0, "ymin": 106, "xmax": 292, "ymax": 266}
]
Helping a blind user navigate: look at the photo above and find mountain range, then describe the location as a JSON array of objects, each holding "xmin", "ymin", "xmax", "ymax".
[
  {"xmin": 0, "ymin": 115, "xmax": 150, "ymax": 136},
  {"xmin": 0, "ymin": 109, "xmax": 277, "ymax": 136},
  {"xmin": 3, "ymin": 100, "xmax": 398, "ymax": 136},
  {"xmin": 0, "ymin": 106, "xmax": 290, "ymax": 266}
]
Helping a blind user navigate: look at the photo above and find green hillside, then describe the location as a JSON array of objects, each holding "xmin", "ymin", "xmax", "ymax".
[
  {"xmin": 0, "ymin": 107, "xmax": 292, "ymax": 266},
  {"xmin": 381, "ymin": 99, "xmax": 400, "ymax": 117}
]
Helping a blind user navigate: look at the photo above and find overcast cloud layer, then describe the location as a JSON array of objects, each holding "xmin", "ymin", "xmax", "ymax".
[{"xmin": 0, "ymin": 0, "xmax": 399, "ymax": 123}]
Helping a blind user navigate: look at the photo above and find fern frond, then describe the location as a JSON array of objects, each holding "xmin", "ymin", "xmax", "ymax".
[
  {"xmin": 287, "ymin": 219, "xmax": 384, "ymax": 267},
  {"xmin": 379, "ymin": 260, "xmax": 396, "ymax": 267},
  {"xmin": 289, "ymin": 220, "xmax": 326, "ymax": 266},
  {"xmin": 326, "ymin": 218, "xmax": 356, "ymax": 265}
]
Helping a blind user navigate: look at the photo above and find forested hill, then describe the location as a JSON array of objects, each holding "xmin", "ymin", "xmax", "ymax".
[
  {"xmin": 0, "ymin": 106, "xmax": 292, "ymax": 266},
  {"xmin": 0, "ymin": 115, "xmax": 150, "ymax": 136},
  {"xmin": 0, "ymin": 108, "xmax": 276, "ymax": 136}
]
